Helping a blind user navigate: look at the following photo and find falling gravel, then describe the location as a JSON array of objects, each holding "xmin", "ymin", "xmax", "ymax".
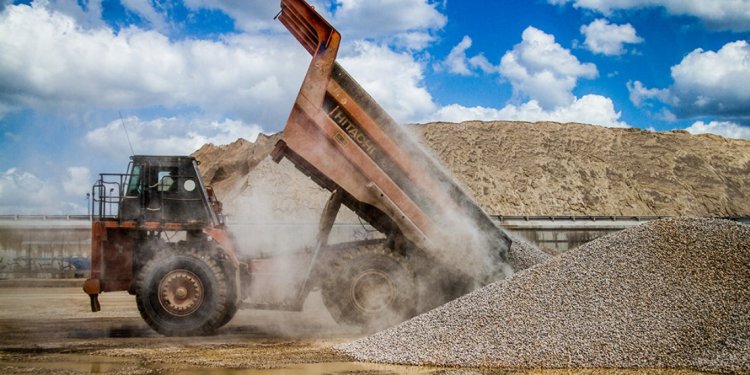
[
  {"xmin": 505, "ymin": 234, "xmax": 552, "ymax": 271},
  {"xmin": 336, "ymin": 218, "xmax": 750, "ymax": 373}
]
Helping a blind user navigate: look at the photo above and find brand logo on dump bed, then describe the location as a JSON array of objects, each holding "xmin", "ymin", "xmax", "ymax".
[{"xmin": 329, "ymin": 105, "xmax": 377, "ymax": 156}]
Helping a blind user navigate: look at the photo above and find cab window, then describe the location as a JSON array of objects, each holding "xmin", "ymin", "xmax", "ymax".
[
  {"xmin": 126, "ymin": 165, "xmax": 142, "ymax": 196},
  {"xmin": 157, "ymin": 170, "xmax": 176, "ymax": 192}
]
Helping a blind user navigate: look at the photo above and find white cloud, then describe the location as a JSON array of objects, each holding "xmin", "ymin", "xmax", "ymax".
[
  {"xmin": 580, "ymin": 18, "xmax": 643, "ymax": 56},
  {"xmin": 183, "ymin": 0, "xmax": 284, "ymax": 32},
  {"xmin": 685, "ymin": 121, "xmax": 750, "ymax": 140},
  {"xmin": 42, "ymin": 0, "xmax": 105, "ymax": 29},
  {"xmin": 0, "ymin": 166, "xmax": 93, "ymax": 214},
  {"xmin": 0, "ymin": 1, "xmax": 450, "ymax": 128},
  {"xmin": 0, "ymin": 168, "xmax": 61, "ymax": 214},
  {"xmin": 629, "ymin": 40, "xmax": 750, "ymax": 120},
  {"xmin": 84, "ymin": 116, "xmax": 264, "ymax": 159},
  {"xmin": 121, "ymin": 0, "xmax": 167, "ymax": 31},
  {"xmin": 331, "ymin": 0, "xmax": 446, "ymax": 49},
  {"xmin": 437, "ymin": 35, "xmax": 499, "ymax": 76},
  {"xmin": 185, "ymin": 0, "xmax": 447, "ymax": 50},
  {"xmin": 499, "ymin": 26, "xmax": 598, "ymax": 109},
  {"xmin": 468, "ymin": 54, "xmax": 499, "ymax": 75},
  {"xmin": 671, "ymin": 40, "xmax": 750, "ymax": 118},
  {"xmin": 626, "ymin": 80, "xmax": 672, "ymax": 107},
  {"xmin": 549, "ymin": 0, "xmax": 750, "ymax": 32},
  {"xmin": 391, "ymin": 31, "xmax": 438, "ymax": 51},
  {"xmin": 62, "ymin": 167, "xmax": 92, "ymax": 196},
  {"xmin": 438, "ymin": 35, "xmax": 475, "ymax": 75},
  {"xmin": 431, "ymin": 27, "xmax": 627, "ymax": 129},
  {"xmin": 0, "ymin": 3, "xmax": 308, "ymax": 127},
  {"xmin": 428, "ymin": 94, "xmax": 629, "ymax": 128},
  {"xmin": 339, "ymin": 41, "xmax": 436, "ymax": 123}
]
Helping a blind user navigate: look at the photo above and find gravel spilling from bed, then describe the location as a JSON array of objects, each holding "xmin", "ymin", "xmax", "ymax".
[
  {"xmin": 335, "ymin": 218, "xmax": 750, "ymax": 373},
  {"xmin": 506, "ymin": 234, "xmax": 552, "ymax": 271}
]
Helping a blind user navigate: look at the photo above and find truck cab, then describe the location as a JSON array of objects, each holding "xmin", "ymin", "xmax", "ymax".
[{"xmin": 116, "ymin": 155, "xmax": 220, "ymax": 226}]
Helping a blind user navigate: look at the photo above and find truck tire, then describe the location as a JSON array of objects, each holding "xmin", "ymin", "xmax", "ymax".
[
  {"xmin": 135, "ymin": 248, "xmax": 231, "ymax": 336},
  {"xmin": 217, "ymin": 265, "xmax": 240, "ymax": 328},
  {"xmin": 321, "ymin": 243, "xmax": 417, "ymax": 331}
]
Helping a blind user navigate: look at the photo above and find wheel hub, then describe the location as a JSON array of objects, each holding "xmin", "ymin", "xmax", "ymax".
[
  {"xmin": 158, "ymin": 270, "xmax": 204, "ymax": 317},
  {"xmin": 351, "ymin": 270, "xmax": 395, "ymax": 313}
]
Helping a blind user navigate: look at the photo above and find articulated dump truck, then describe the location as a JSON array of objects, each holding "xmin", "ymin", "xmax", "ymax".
[{"xmin": 83, "ymin": 0, "xmax": 513, "ymax": 336}]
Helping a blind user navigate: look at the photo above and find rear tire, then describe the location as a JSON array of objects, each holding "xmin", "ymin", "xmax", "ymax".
[
  {"xmin": 217, "ymin": 265, "xmax": 240, "ymax": 328},
  {"xmin": 321, "ymin": 243, "xmax": 417, "ymax": 331},
  {"xmin": 135, "ymin": 247, "xmax": 231, "ymax": 336}
]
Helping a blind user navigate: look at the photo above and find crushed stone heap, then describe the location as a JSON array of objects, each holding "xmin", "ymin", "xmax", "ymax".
[{"xmin": 335, "ymin": 218, "xmax": 750, "ymax": 373}]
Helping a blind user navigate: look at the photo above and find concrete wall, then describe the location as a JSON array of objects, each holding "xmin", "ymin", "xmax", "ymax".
[
  {"xmin": 0, "ymin": 216, "xmax": 90, "ymax": 278},
  {"xmin": 1, "ymin": 215, "xmax": 746, "ymax": 278}
]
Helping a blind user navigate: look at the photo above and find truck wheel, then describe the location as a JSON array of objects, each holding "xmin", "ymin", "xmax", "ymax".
[
  {"xmin": 321, "ymin": 244, "xmax": 417, "ymax": 331},
  {"xmin": 218, "ymin": 299, "xmax": 239, "ymax": 328},
  {"xmin": 135, "ymin": 248, "xmax": 231, "ymax": 336},
  {"xmin": 217, "ymin": 265, "xmax": 240, "ymax": 328}
]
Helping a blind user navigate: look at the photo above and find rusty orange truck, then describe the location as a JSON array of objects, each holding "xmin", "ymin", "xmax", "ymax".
[{"xmin": 84, "ymin": 0, "xmax": 513, "ymax": 336}]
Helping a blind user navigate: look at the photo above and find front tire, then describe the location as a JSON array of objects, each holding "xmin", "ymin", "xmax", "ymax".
[
  {"xmin": 321, "ymin": 243, "xmax": 417, "ymax": 331},
  {"xmin": 135, "ymin": 248, "xmax": 231, "ymax": 336}
]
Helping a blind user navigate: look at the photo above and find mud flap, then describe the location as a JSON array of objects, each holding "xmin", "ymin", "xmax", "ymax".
[
  {"xmin": 83, "ymin": 278, "xmax": 102, "ymax": 312},
  {"xmin": 88, "ymin": 294, "xmax": 101, "ymax": 312}
]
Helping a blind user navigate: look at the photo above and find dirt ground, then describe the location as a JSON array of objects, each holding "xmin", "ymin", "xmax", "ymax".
[{"xmin": 0, "ymin": 284, "xmax": 716, "ymax": 375}]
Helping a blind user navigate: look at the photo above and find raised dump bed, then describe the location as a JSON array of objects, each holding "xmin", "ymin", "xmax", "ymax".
[{"xmin": 272, "ymin": 0, "xmax": 512, "ymax": 284}]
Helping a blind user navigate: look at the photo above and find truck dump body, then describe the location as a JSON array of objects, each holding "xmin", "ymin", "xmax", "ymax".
[{"xmin": 273, "ymin": 0, "xmax": 512, "ymax": 282}]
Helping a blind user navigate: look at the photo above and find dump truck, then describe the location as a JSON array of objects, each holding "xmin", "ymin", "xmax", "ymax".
[{"xmin": 83, "ymin": 0, "xmax": 513, "ymax": 336}]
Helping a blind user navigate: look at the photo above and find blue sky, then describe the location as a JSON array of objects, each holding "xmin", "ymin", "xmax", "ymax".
[{"xmin": 0, "ymin": 0, "xmax": 749, "ymax": 214}]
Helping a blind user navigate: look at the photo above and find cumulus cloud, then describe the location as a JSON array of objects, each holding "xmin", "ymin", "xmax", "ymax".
[
  {"xmin": 339, "ymin": 41, "xmax": 436, "ymax": 122},
  {"xmin": 184, "ymin": 0, "xmax": 298, "ymax": 32},
  {"xmin": 431, "ymin": 27, "xmax": 627, "ymax": 128},
  {"xmin": 629, "ymin": 40, "xmax": 750, "ymax": 120},
  {"xmin": 0, "ymin": 166, "xmax": 94, "ymax": 214},
  {"xmin": 331, "ymin": 0, "xmax": 446, "ymax": 49},
  {"xmin": 685, "ymin": 121, "xmax": 750, "ymax": 140},
  {"xmin": 671, "ymin": 41, "xmax": 750, "ymax": 118},
  {"xmin": 121, "ymin": 0, "xmax": 168, "ymax": 31},
  {"xmin": 42, "ymin": 0, "xmax": 105, "ymax": 29},
  {"xmin": 549, "ymin": 0, "xmax": 750, "ymax": 31},
  {"xmin": 0, "ymin": 3, "xmax": 308, "ymax": 126},
  {"xmin": 429, "ymin": 94, "xmax": 629, "ymax": 128},
  {"xmin": 626, "ymin": 80, "xmax": 672, "ymax": 107},
  {"xmin": 0, "ymin": 1, "xmax": 450, "ymax": 128},
  {"xmin": 62, "ymin": 167, "xmax": 92, "ymax": 196},
  {"xmin": 580, "ymin": 19, "xmax": 643, "ymax": 56},
  {"xmin": 436, "ymin": 35, "xmax": 499, "ymax": 75},
  {"xmin": 439, "ymin": 36, "xmax": 475, "ymax": 75},
  {"xmin": 84, "ymin": 116, "xmax": 264, "ymax": 159},
  {"xmin": 185, "ymin": 0, "xmax": 447, "ymax": 50},
  {"xmin": 499, "ymin": 26, "xmax": 598, "ymax": 109},
  {"xmin": 0, "ymin": 168, "xmax": 62, "ymax": 214}
]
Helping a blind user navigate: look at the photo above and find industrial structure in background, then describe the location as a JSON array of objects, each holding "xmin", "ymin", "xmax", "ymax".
[{"xmin": 5, "ymin": 214, "xmax": 722, "ymax": 278}]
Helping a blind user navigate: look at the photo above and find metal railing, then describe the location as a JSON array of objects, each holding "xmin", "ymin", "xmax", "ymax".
[{"xmin": 91, "ymin": 173, "xmax": 132, "ymax": 220}]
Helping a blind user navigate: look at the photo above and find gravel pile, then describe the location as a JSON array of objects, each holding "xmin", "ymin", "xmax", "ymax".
[
  {"xmin": 336, "ymin": 218, "xmax": 750, "ymax": 373},
  {"xmin": 506, "ymin": 234, "xmax": 552, "ymax": 271}
]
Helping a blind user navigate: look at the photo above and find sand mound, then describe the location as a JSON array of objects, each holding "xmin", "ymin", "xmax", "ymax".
[
  {"xmin": 415, "ymin": 121, "xmax": 750, "ymax": 216},
  {"xmin": 335, "ymin": 218, "xmax": 750, "ymax": 373},
  {"xmin": 195, "ymin": 121, "xmax": 750, "ymax": 217}
]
